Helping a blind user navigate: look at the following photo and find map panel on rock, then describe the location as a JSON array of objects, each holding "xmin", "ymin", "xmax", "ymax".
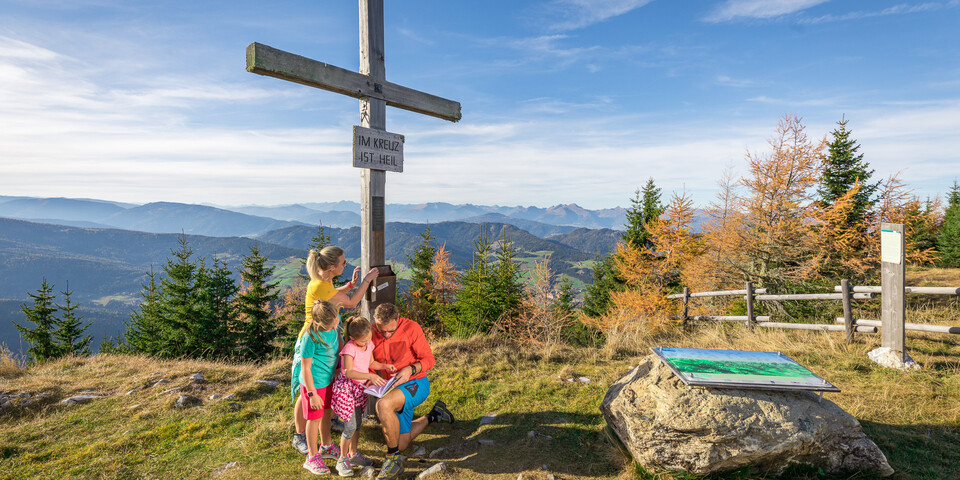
[{"xmin": 651, "ymin": 347, "xmax": 840, "ymax": 392}]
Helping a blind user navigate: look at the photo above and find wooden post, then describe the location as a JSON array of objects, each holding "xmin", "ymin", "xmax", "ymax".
[
  {"xmin": 359, "ymin": 0, "xmax": 386, "ymax": 319},
  {"xmin": 841, "ymin": 279, "xmax": 854, "ymax": 343},
  {"xmin": 881, "ymin": 223, "xmax": 906, "ymax": 362},
  {"xmin": 681, "ymin": 286, "xmax": 690, "ymax": 327},
  {"xmin": 745, "ymin": 281, "xmax": 755, "ymax": 331}
]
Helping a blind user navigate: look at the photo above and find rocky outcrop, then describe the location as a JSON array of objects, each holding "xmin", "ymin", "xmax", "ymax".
[{"xmin": 601, "ymin": 355, "xmax": 893, "ymax": 477}]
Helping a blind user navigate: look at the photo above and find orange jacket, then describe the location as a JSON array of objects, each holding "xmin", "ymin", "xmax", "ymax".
[{"xmin": 371, "ymin": 317, "xmax": 435, "ymax": 379}]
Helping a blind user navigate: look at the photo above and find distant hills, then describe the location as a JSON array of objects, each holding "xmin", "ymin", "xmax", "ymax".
[
  {"xmin": 0, "ymin": 196, "xmax": 628, "ymax": 237},
  {"xmin": 0, "ymin": 195, "xmax": 632, "ymax": 355}
]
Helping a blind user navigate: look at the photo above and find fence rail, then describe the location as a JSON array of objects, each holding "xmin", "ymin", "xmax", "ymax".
[{"xmin": 670, "ymin": 278, "xmax": 960, "ymax": 343}]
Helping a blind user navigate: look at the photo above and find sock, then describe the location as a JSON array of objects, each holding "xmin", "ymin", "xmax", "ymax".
[{"xmin": 387, "ymin": 446, "xmax": 399, "ymax": 455}]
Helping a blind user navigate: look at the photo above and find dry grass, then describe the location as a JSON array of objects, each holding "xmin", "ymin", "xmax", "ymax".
[{"xmin": 0, "ymin": 345, "xmax": 22, "ymax": 378}]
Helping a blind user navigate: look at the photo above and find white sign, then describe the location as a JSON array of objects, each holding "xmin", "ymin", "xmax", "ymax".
[
  {"xmin": 353, "ymin": 126, "xmax": 404, "ymax": 172},
  {"xmin": 881, "ymin": 229, "xmax": 902, "ymax": 265}
]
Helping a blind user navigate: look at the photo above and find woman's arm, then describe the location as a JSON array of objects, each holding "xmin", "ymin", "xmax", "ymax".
[
  {"xmin": 329, "ymin": 268, "xmax": 378, "ymax": 309},
  {"xmin": 335, "ymin": 267, "xmax": 363, "ymax": 293}
]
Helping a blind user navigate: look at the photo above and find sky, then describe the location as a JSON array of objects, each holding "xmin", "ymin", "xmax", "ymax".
[{"xmin": 1, "ymin": 0, "xmax": 959, "ymax": 210}]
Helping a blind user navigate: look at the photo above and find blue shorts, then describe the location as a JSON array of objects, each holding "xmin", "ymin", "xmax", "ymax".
[{"xmin": 395, "ymin": 376, "xmax": 430, "ymax": 434}]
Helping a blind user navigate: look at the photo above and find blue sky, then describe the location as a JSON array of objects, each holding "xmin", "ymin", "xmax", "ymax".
[{"xmin": 1, "ymin": 0, "xmax": 958, "ymax": 210}]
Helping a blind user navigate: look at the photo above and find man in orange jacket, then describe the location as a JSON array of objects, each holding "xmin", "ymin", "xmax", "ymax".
[{"xmin": 370, "ymin": 303, "xmax": 453, "ymax": 480}]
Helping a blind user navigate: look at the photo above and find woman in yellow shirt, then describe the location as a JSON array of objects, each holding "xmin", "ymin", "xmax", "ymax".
[{"xmin": 292, "ymin": 245, "xmax": 378, "ymax": 457}]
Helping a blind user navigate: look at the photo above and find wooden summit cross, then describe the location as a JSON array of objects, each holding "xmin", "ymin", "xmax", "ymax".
[{"xmin": 246, "ymin": 0, "xmax": 461, "ymax": 317}]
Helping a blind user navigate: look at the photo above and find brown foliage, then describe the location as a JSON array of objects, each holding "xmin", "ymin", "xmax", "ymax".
[{"xmin": 496, "ymin": 255, "xmax": 575, "ymax": 344}]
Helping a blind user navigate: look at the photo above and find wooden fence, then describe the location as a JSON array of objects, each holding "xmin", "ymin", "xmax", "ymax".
[{"xmin": 667, "ymin": 279, "xmax": 960, "ymax": 344}]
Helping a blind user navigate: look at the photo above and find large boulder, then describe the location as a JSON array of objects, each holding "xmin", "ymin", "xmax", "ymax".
[{"xmin": 601, "ymin": 355, "xmax": 893, "ymax": 477}]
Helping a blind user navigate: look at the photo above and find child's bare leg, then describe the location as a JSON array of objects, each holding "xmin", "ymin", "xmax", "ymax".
[
  {"xmin": 294, "ymin": 394, "xmax": 306, "ymax": 434},
  {"xmin": 319, "ymin": 407, "xmax": 334, "ymax": 446},
  {"xmin": 306, "ymin": 419, "xmax": 320, "ymax": 456},
  {"xmin": 339, "ymin": 428, "xmax": 351, "ymax": 456},
  {"xmin": 349, "ymin": 435, "xmax": 360, "ymax": 457}
]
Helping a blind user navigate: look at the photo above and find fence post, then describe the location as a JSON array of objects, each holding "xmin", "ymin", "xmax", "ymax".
[
  {"xmin": 841, "ymin": 279, "xmax": 854, "ymax": 343},
  {"xmin": 746, "ymin": 281, "xmax": 755, "ymax": 331},
  {"xmin": 681, "ymin": 286, "xmax": 690, "ymax": 327},
  {"xmin": 881, "ymin": 223, "xmax": 906, "ymax": 362}
]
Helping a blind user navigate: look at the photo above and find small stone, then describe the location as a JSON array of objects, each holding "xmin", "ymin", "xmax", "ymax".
[
  {"xmin": 60, "ymin": 395, "xmax": 103, "ymax": 405},
  {"xmin": 189, "ymin": 373, "xmax": 205, "ymax": 381},
  {"xmin": 151, "ymin": 372, "xmax": 162, "ymax": 376},
  {"xmin": 541, "ymin": 464, "xmax": 549, "ymax": 470},
  {"xmin": 212, "ymin": 461, "xmax": 238, "ymax": 477},
  {"xmin": 868, "ymin": 347, "xmax": 920, "ymax": 370},
  {"xmin": 152, "ymin": 379, "xmax": 170, "ymax": 387},
  {"xmin": 528, "ymin": 430, "xmax": 536, "ymax": 438},
  {"xmin": 125, "ymin": 389, "xmax": 137, "ymax": 396},
  {"xmin": 161, "ymin": 387, "xmax": 181, "ymax": 395},
  {"xmin": 428, "ymin": 447, "xmax": 445, "ymax": 458},
  {"xmin": 517, "ymin": 475, "xmax": 524, "ymax": 480},
  {"xmin": 21, "ymin": 399, "xmax": 32, "ymax": 407},
  {"xmin": 411, "ymin": 445, "xmax": 426, "ymax": 457},
  {"xmin": 128, "ymin": 404, "xmax": 141, "ymax": 410},
  {"xmin": 1, "ymin": 400, "xmax": 13, "ymax": 409},
  {"xmin": 223, "ymin": 393, "xmax": 236, "ymax": 400},
  {"xmin": 479, "ymin": 413, "xmax": 497, "ymax": 425},
  {"xmin": 76, "ymin": 390, "xmax": 94, "ymax": 395},
  {"xmin": 36, "ymin": 393, "xmax": 51, "ymax": 398},
  {"xmin": 228, "ymin": 402, "xmax": 241, "ymax": 409},
  {"xmin": 257, "ymin": 379, "xmax": 281, "ymax": 388},
  {"xmin": 417, "ymin": 461, "xmax": 447, "ymax": 478},
  {"xmin": 478, "ymin": 439, "xmax": 495, "ymax": 446},
  {"xmin": 547, "ymin": 475, "xmax": 556, "ymax": 480},
  {"xmin": 360, "ymin": 466, "xmax": 376, "ymax": 479},
  {"xmin": 209, "ymin": 394, "xmax": 222, "ymax": 401},
  {"xmin": 175, "ymin": 394, "xmax": 201, "ymax": 408},
  {"xmin": 578, "ymin": 376, "xmax": 591, "ymax": 384}
]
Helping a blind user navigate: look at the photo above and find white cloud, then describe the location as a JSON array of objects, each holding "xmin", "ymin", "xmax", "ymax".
[
  {"xmin": 704, "ymin": 0, "xmax": 829, "ymax": 23},
  {"xmin": 798, "ymin": 1, "xmax": 952, "ymax": 24},
  {"xmin": 545, "ymin": 0, "xmax": 656, "ymax": 31}
]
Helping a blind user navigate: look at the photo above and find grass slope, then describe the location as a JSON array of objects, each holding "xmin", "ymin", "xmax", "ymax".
[{"xmin": 2, "ymin": 322, "xmax": 960, "ymax": 479}]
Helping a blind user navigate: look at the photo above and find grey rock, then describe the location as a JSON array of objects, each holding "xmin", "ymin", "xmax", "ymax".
[
  {"xmin": 209, "ymin": 394, "xmax": 222, "ymax": 401},
  {"xmin": 151, "ymin": 379, "xmax": 170, "ymax": 387},
  {"xmin": 36, "ymin": 393, "xmax": 52, "ymax": 398},
  {"xmin": 189, "ymin": 373, "xmax": 205, "ymax": 381},
  {"xmin": 417, "ymin": 462, "xmax": 447, "ymax": 478},
  {"xmin": 527, "ymin": 430, "xmax": 536, "ymax": 438},
  {"xmin": 212, "ymin": 461, "xmax": 238, "ymax": 477},
  {"xmin": 868, "ymin": 347, "xmax": 920, "ymax": 370},
  {"xmin": 124, "ymin": 389, "xmax": 137, "ymax": 396},
  {"xmin": 428, "ymin": 447, "xmax": 445, "ymax": 458},
  {"xmin": 256, "ymin": 379, "xmax": 281, "ymax": 388},
  {"xmin": 151, "ymin": 371, "xmax": 162, "ymax": 376},
  {"xmin": 477, "ymin": 439, "xmax": 495, "ymax": 446},
  {"xmin": 128, "ymin": 404, "xmax": 141, "ymax": 410},
  {"xmin": 160, "ymin": 387, "xmax": 182, "ymax": 395},
  {"xmin": 228, "ymin": 402, "xmax": 241, "ymax": 409},
  {"xmin": 517, "ymin": 475, "xmax": 524, "ymax": 480},
  {"xmin": 411, "ymin": 444, "xmax": 427, "ymax": 457},
  {"xmin": 1, "ymin": 400, "xmax": 12, "ymax": 409},
  {"xmin": 547, "ymin": 475, "xmax": 556, "ymax": 480},
  {"xmin": 60, "ymin": 395, "xmax": 103, "ymax": 405},
  {"xmin": 223, "ymin": 393, "xmax": 236, "ymax": 400},
  {"xmin": 601, "ymin": 355, "xmax": 895, "ymax": 477},
  {"xmin": 479, "ymin": 413, "xmax": 497, "ymax": 425},
  {"xmin": 175, "ymin": 394, "xmax": 202, "ymax": 408},
  {"xmin": 21, "ymin": 399, "xmax": 32, "ymax": 407},
  {"xmin": 360, "ymin": 466, "xmax": 376, "ymax": 479}
]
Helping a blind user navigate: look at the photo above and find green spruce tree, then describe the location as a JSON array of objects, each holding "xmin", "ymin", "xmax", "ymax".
[
  {"xmin": 938, "ymin": 181, "xmax": 960, "ymax": 267},
  {"xmin": 195, "ymin": 256, "xmax": 239, "ymax": 358},
  {"xmin": 125, "ymin": 268, "xmax": 166, "ymax": 355},
  {"xmin": 13, "ymin": 278, "xmax": 60, "ymax": 363},
  {"xmin": 451, "ymin": 227, "xmax": 495, "ymax": 336},
  {"xmin": 622, "ymin": 178, "xmax": 664, "ymax": 251},
  {"xmin": 489, "ymin": 232, "xmax": 524, "ymax": 322},
  {"xmin": 157, "ymin": 234, "xmax": 201, "ymax": 358},
  {"xmin": 236, "ymin": 243, "xmax": 281, "ymax": 360},
  {"xmin": 53, "ymin": 281, "xmax": 92, "ymax": 356},
  {"xmin": 818, "ymin": 116, "xmax": 879, "ymax": 228},
  {"xmin": 405, "ymin": 226, "xmax": 437, "ymax": 327},
  {"xmin": 581, "ymin": 254, "xmax": 624, "ymax": 318}
]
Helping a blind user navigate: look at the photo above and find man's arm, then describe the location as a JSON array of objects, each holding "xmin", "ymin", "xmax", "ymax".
[{"xmin": 409, "ymin": 322, "xmax": 435, "ymax": 374}]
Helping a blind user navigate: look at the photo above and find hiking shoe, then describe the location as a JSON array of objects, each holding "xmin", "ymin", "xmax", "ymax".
[
  {"xmin": 429, "ymin": 400, "xmax": 455, "ymax": 424},
  {"xmin": 303, "ymin": 453, "xmax": 331, "ymax": 475},
  {"xmin": 336, "ymin": 456, "xmax": 354, "ymax": 477},
  {"xmin": 349, "ymin": 452, "xmax": 373, "ymax": 467},
  {"xmin": 320, "ymin": 443, "xmax": 342, "ymax": 460},
  {"xmin": 292, "ymin": 432, "xmax": 309, "ymax": 455},
  {"xmin": 376, "ymin": 452, "xmax": 403, "ymax": 480}
]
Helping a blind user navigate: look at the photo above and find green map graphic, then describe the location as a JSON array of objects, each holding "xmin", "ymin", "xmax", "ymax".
[{"xmin": 667, "ymin": 358, "xmax": 814, "ymax": 378}]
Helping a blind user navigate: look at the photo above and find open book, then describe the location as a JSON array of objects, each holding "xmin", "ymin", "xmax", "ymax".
[{"xmin": 363, "ymin": 375, "xmax": 400, "ymax": 398}]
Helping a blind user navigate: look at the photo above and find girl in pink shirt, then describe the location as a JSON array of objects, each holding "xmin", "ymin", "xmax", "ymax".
[{"xmin": 331, "ymin": 316, "xmax": 395, "ymax": 476}]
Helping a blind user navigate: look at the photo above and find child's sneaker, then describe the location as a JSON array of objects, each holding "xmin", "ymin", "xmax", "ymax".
[
  {"xmin": 320, "ymin": 443, "xmax": 342, "ymax": 460},
  {"xmin": 303, "ymin": 453, "xmax": 331, "ymax": 475},
  {"xmin": 292, "ymin": 432, "xmax": 309, "ymax": 455},
  {"xmin": 349, "ymin": 452, "xmax": 373, "ymax": 467},
  {"xmin": 336, "ymin": 456, "xmax": 354, "ymax": 477},
  {"xmin": 376, "ymin": 452, "xmax": 403, "ymax": 480}
]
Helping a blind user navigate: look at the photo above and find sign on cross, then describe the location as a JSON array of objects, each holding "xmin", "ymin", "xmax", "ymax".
[{"xmin": 246, "ymin": 0, "xmax": 461, "ymax": 317}]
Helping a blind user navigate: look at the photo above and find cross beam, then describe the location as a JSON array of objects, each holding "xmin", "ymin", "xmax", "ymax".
[
  {"xmin": 245, "ymin": 0, "xmax": 460, "ymax": 318},
  {"xmin": 246, "ymin": 42, "xmax": 461, "ymax": 122}
]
